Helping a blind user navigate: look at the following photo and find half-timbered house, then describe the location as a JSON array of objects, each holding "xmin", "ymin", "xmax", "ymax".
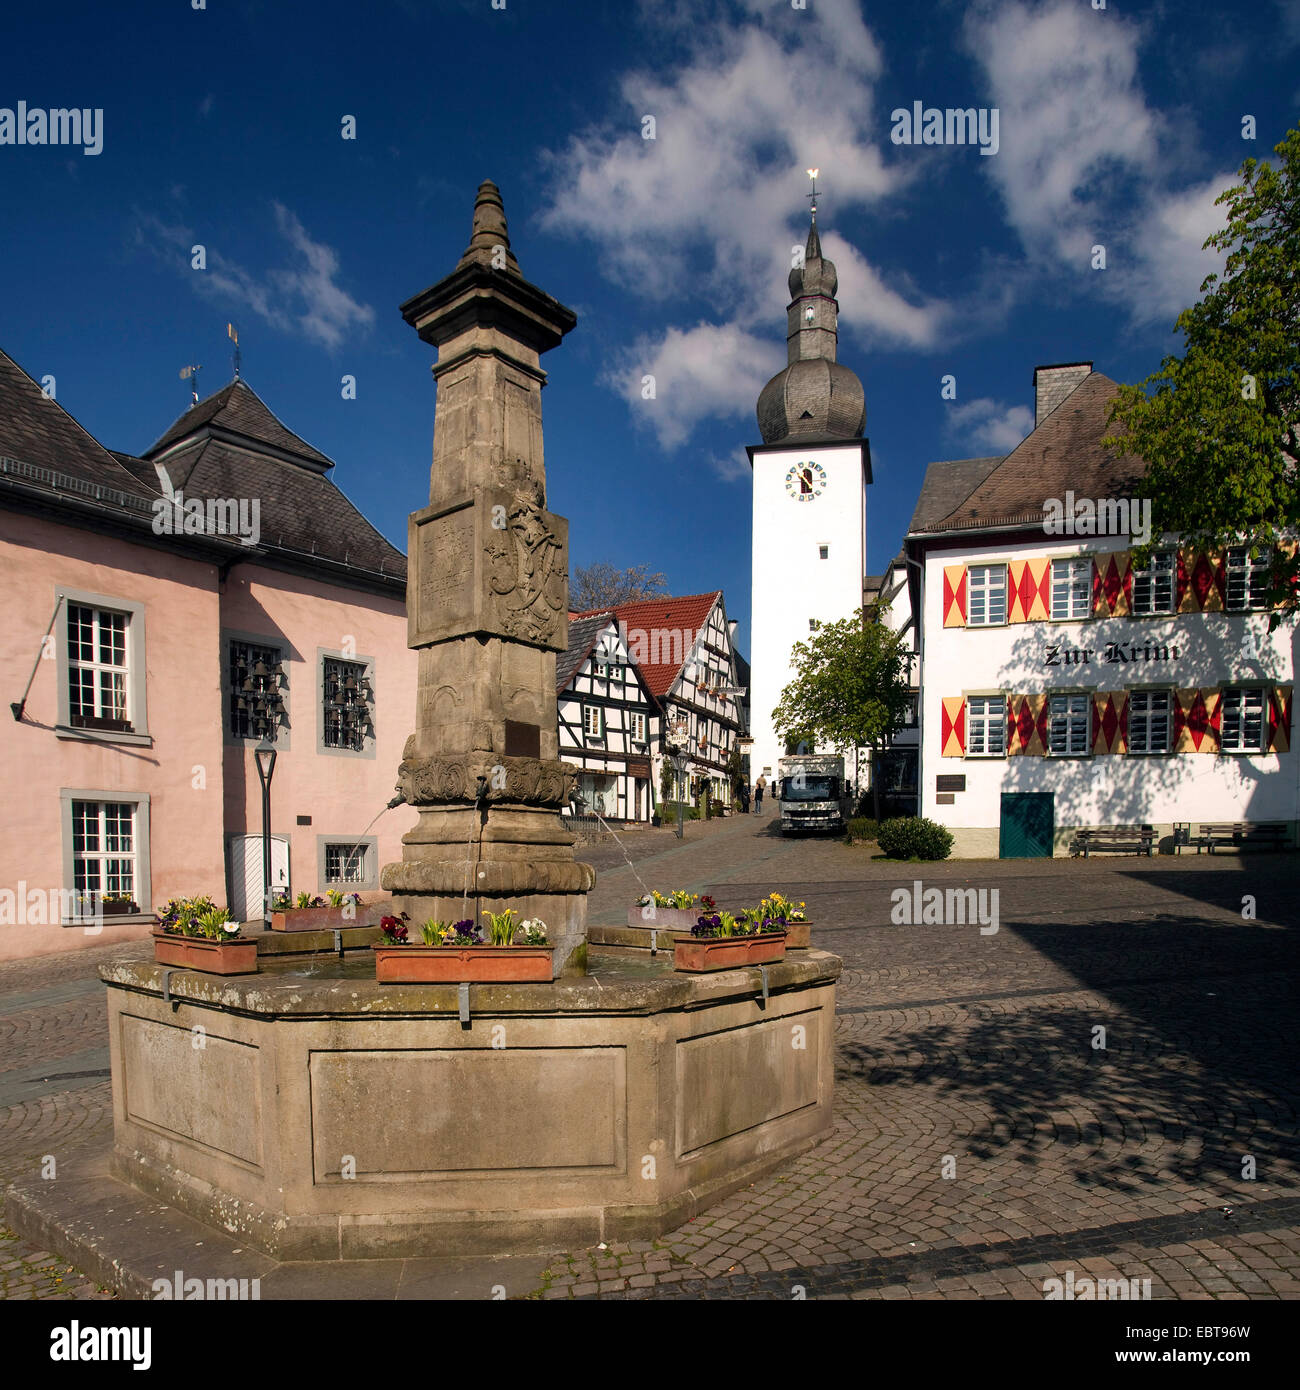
[
  {"xmin": 574, "ymin": 592, "xmax": 747, "ymax": 812},
  {"xmin": 556, "ymin": 612, "xmax": 660, "ymax": 823}
]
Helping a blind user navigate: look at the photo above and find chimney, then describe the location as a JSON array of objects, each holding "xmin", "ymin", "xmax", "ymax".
[{"xmin": 1033, "ymin": 362, "xmax": 1092, "ymax": 427}]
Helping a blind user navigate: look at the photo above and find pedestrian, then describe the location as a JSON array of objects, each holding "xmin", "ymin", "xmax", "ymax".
[
  {"xmin": 754, "ymin": 777, "xmax": 764, "ymax": 813},
  {"xmin": 739, "ymin": 783, "xmax": 750, "ymax": 814}
]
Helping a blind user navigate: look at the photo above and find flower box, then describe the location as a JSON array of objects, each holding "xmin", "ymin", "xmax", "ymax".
[
  {"xmin": 270, "ymin": 902, "xmax": 384, "ymax": 932},
  {"xmin": 673, "ymin": 932, "xmax": 786, "ymax": 973},
  {"xmin": 783, "ymin": 921, "xmax": 811, "ymax": 949},
  {"xmin": 626, "ymin": 906, "xmax": 702, "ymax": 930},
  {"xmin": 152, "ymin": 932, "xmax": 259, "ymax": 976},
  {"xmin": 373, "ymin": 944, "xmax": 553, "ymax": 984},
  {"xmin": 101, "ymin": 900, "xmax": 139, "ymax": 917}
]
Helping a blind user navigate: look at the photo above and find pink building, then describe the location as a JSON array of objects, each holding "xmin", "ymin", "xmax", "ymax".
[{"xmin": 0, "ymin": 347, "xmax": 417, "ymax": 960}]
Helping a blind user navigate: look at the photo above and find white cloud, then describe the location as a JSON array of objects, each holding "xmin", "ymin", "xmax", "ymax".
[
  {"xmin": 964, "ymin": 0, "xmax": 1159, "ymax": 266},
  {"xmin": 608, "ymin": 321, "xmax": 782, "ymax": 450},
  {"xmin": 1123, "ymin": 174, "xmax": 1231, "ymax": 327},
  {"xmin": 541, "ymin": 2, "xmax": 945, "ymax": 446},
  {"xmin": 133, "ymin": 204, "xmax": 373, "ymax": 350},
  {"xmin": 963, "ymin": 0, "xmax": 1232, "ymax": 327},
  {"xmin": 946, "ymin": 397, "xmax": 1033, "ymax": 455}
]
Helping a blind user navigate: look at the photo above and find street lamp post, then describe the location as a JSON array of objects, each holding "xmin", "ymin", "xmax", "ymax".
[
  {"xmin": 235, "ymin": 653, "xmax": 286, "ymax": 927},
  {"xmin": 254, "ymin": 747, "xmax": 277, "ymax": 930}
]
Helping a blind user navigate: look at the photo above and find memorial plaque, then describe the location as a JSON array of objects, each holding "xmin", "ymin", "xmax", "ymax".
[
  {"xmin": 936, "ymin": 774, "xmax": 966, "ymax": 793},
  {"xmin": 936, "ymin": 792, "xmax": 955, "ymax": 805}
]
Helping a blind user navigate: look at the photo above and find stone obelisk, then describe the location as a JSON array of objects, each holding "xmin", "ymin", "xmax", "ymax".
[{"xmin": 382, "ymin": 180, "xmax": 594, "ymax": 976}]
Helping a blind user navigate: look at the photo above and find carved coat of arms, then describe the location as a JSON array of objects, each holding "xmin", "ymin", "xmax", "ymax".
[{"xmin": 486, "ymin": 502, "xmax": 566, "ymax": 642}]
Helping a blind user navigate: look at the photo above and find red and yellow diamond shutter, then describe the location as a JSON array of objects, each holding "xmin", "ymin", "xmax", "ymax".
[
  {"xmin": 943, "ymin": 566, "xmax": 966, "ymax": 627},
  {"xmin": 941, "ymin": 697, "xmax": 966, "ymax": 756}
]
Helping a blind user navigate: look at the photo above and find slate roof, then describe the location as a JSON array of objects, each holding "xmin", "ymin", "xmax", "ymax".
[
  {"xmin": 147, "ymin": 379, "xmax": 334, "ymax": 469},
  {"xmin": 907, "ymin": 455, "xmax": 1002, "ymax": 534},
  {"xmin": 912, "ymin": 372, "xmax": 1145, "ymax": 535},
  {"xmin": 0, "ymin": 348, "xmax": 405, "ymax": 588},
  {"xmin": 0, "ymin": 348, "xmax": 161, "ymax": 500},
  {"xmin": 571, "ymin": 592, "xmax": 723, "ymax": 700},
  {"xmin": 556, "ymin": 612, "xmax": 614, "ymax": 692}
]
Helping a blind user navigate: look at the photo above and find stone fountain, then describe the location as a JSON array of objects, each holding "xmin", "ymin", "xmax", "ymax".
[
  {"xmin": 76, "ymin": 183, "xmax": 842, "ymax": 1263},
  {"xmin": 382, "ymin": 178, "xmax": 593, "ymax": 974}
]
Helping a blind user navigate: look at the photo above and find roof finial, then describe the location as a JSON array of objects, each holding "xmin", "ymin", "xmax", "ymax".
[
  {"xmin": 806, "ymin": 167, "xmax": 820, "ymax": 221},
  {"xmin": 228, "ymin": 322, "xmax": 241, "ymax": 380}
]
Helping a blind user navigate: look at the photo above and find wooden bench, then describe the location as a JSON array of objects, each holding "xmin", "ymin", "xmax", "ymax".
[
  {"xmin": 1071, "ymin": 825, "xmax": 1156, "ymax": 857},
  {"xmin": 1192, "ymin": 822, "xmax": 1290, "ymax": 854}
]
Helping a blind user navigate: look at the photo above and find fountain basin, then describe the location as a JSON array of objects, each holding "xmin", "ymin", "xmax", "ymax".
[{"xmin": 101, "ymin": 947, "xmax": 839, "ymax": 1258}]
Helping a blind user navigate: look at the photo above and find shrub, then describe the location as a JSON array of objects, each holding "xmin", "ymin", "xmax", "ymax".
[
  {"xmin": 659, "ymin": 800, "xmax": 701, "ymax": 821},
  {"xmin": 876, "ymin": 816, "xmax": 953, "ymax": 861},
  {"xmin": 844, "ymin": 817, "xmax": 879, "ymax": 843}
]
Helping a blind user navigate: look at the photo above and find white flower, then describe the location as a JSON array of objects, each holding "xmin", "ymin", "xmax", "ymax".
[{"xmin": 221, "ymin": 922, "xmax": 240, "ymax": 934}]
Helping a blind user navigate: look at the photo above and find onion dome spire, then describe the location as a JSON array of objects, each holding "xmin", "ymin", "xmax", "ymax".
[{"xmin": 756, "ymin": 171, "xmax": 865, "ymax": 445}]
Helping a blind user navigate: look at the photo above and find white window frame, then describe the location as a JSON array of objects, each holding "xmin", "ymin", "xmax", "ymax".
[
  {"xmin": 583, "ymin": 704, "xmax": 604, "ymax": 740},
  {"xmin": 1130, "ymin": 550, "xmax": 1176, "ymax": 616},
  {"xmin": 1226, "ymin": 547, "xmax": 1270, "ymax": 612},
  {"xmin": 1047, "ymin": 693, "xmax": 1091, "ymax": 756},
  {"xmin": 967, "ymin": 564, "xmax": 1007, "ymax": 627},
  {"xmin": 59, "ymin": 789, "xmax": 151, "ymax": 920},
  {"xmin": 1127, "ymin": 689, "xmax": 1172, "ymax": 755},
  {"xmin": 966, "ymin": 695, "xmax": 1006, "ymax": 757},
  {"xmin": 1220, "ymin": 686, "xmax": 1266, "ymax": 753},
  {"xmin": 54, "ymin": 588, "xmax": 150, "ymax": 745},
  {"xmin": 629, "ymin": 711, "xmax": 647, "ymax": 745},
  {"xmin": 1051, "ymin": 558, "xmax": 1093, "ymax": 621}
]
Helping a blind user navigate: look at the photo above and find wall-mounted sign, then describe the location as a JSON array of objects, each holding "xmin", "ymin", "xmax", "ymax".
[
  {"xmin": 1045, "ymin": 639, "xmax": 1182, "ymax": 669},
  {"xmin": 936, "ymin": 774, "xmax": 966, "ymax": 793}
]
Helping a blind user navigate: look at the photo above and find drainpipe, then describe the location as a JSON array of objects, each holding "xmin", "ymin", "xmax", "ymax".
[{"xmin": 905, "ymin": 555, "xmax": 926, "ymax": 817}]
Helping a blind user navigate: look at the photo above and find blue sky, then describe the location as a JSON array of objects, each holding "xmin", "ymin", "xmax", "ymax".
[{"xmin": 2, "ymin": 0, "xmax": 1297, "ymax": 655}]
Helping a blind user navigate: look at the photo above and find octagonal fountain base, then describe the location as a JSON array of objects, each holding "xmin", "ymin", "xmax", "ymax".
[{"xmin": 102, "ymin": 944, "xmax": 840, "ymax": 1258}]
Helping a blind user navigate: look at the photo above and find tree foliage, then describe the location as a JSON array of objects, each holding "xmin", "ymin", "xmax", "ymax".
[
  {"xmin": 772, "ymin": 606, "xmax": 912, "ymax": 817},
  {"xmin": 570, "ymin": 562, "xmax": 668, "ymax": 611},
  {"xmin": 1105, "ymin": 126, "xmax": 1300, "ymax": 617}
]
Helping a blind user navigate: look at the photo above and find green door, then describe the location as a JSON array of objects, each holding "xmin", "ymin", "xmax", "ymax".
[{"xmin": 1000, "ymin": 792, "xmax": 1054, "ymax": 858}]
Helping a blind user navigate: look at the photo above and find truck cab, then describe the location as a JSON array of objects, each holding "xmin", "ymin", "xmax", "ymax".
[{"xmin": 776, "ymin": 756, "xmax": 850, "ymax": 835}]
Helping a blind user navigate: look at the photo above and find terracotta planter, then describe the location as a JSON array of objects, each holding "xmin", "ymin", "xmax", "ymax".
[
  {"xmin": 373, "ymin": 944, "xmax": 552, "ymax": 983},
  {"xmin": 783, "ymin": 920, "xmax": 811, "ymax": 949},
  {"xmin": 626, "ymin": 905, "xmax": 704, "ymax": 930},
  {"xmin": 673, "ymin": 932, "xmax": 787, "ymax": 973},
  {"xmin": 152, "ymin": 931, "xmax": 259, "ymax": 976},
  {"xmin": 270, "ymin": 902, "xmax": 386, "ymax": 932}
]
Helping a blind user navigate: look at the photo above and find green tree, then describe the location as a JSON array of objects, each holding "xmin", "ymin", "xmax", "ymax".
[
  {"xmin": 1105, "ymin": 125, "xmax": 1300, "ymax": 621},
  {"xmin": 772, "ymin": 606, "xmax": 912, "ymax": 823},
  {"xmin": 724, "ymin": 745, "xmax": 746, "ymax": 807}
]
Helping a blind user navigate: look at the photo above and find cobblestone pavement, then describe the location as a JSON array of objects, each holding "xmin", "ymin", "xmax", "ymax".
[{"xmin": 2, "ymin": 817, "xmax": 1298, "ymax": 1300}]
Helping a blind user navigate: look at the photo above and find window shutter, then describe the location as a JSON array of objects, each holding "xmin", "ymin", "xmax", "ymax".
[
  {"xmin": 940, "ymin": 697, "xmax": 966, "ymax": 756},
  {"xmin": 1006, "ymin": 694, "xmax": 1048, "ymax": 756},
  {"xmin": 1094, "ymin": 553, "xmax": 1129, "ymax": 617},
  {"xmin": 1173, "ymin": 687, "xmax": 1220, "ymax": 752},
  {"xmin": 1268, "ymin": 686, "xmax": 1293, "ymax": 753},
  {"xmin": 1092, "ymin": 692, "xmax": 1126, "ymax": 755},
  {"xmin": 942, "ymin": 566, "xmax": 966, "ymax": 627}
]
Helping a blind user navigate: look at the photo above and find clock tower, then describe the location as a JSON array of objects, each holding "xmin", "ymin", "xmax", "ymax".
[{"xmin": 747, "ymin": 183, "xmax": 871, "ymax": 787}]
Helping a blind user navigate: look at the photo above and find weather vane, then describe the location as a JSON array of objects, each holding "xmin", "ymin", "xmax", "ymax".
[
  {"xmin": 228, "ymin": 322, "xmax": 241, "ymax": 380},
  {"xmin": 179, "ymin": 363, "xmax": 202, "ymax": 406},
  {"xmin": 806, "ymin": 167, "xmax": 820, "ymax": 219}
]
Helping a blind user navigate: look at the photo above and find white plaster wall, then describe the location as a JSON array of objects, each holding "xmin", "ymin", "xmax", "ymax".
[
  {"xmin": 919, "ymin": 534, "xmax": 1299, "ymax": 838},
  {"xmin": 750, "ymin": 443, "xmax": 866, "ymax": 780}
]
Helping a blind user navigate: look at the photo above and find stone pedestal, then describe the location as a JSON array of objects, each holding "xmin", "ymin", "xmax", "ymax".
[{"xmin": 381, "ymin": 180, "xmax": 592, "ymax": 970}]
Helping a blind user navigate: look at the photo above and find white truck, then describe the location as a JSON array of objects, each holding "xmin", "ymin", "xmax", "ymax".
[{"xmin": 775, "ymin": 754, "xmax": 851, "ymax": 835}]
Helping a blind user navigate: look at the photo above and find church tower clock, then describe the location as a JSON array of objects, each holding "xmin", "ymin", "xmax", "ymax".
[{"xmin": 747, "ymin": 175, "xmax": 871, "ymax": 787}]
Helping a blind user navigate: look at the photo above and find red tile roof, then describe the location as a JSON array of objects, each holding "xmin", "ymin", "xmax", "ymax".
[{"xmin": 570, "ymin": 592, "xmax": 722, "ymax": 698}]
